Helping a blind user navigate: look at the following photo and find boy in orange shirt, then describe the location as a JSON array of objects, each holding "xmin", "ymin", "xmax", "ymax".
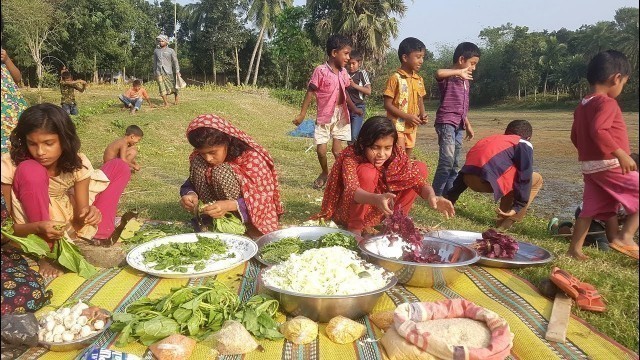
[
  {"xmin": 383, "ymin": 37, "xmax": 428, "ymax": 158},
  {"xmin": 118, "ymin": 79, "xmax": 153, "ymax": 114}
]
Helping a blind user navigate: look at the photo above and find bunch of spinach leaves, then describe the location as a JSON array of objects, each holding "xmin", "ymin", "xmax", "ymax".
[
  {"xmin": 121, "ymin": 223, "xmax": 191, "ymax": 249},
  {"xmin": 197, "ymin": 201, "xmax": 246, "ymax": 235},
  {"xmin": 111, "ymin": 280, "xmax": 283, "ymax": 346},
  {"xmin": 142, "ymin": 235, "xmax": 233, "ymax": 272},
  {"xmin": 1, "ymin": 219, "xmax": 97, "ymax": 278}
]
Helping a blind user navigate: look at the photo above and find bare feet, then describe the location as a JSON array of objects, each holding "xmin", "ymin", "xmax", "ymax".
[
  {"xmin": 313, "ymin": 173, "xmax": 328, "ymax": 189},
  {"xmin": 566, "ymin": 249, "xmax": 590, "ymax": 260},
  {"xmin": 129, "ymin": 108, "xmax": 136, "ymax": 115},
  {"xmin": 163, "ymin": 103, "xmax": 169, "ymax": 107},
  {"xmin": 38, "ymin": 257, "xmax": 64, "ymax": 278}
]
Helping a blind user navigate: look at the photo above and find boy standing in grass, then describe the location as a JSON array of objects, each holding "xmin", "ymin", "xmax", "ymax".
[
  {"xmin": 432, "ymin": 42, "xmax": 480, "ymax": 196},
  {"xmin": 293, "ymin": 34, "xmax": 359, "ymax": 189},
  {"xmin": 103, "ymin": 125, "xmax": 144, "ymax": 172},
  {"xmin": 118, "ymin": 79, "xmax": 153, "ymax": 114},
  {"xmin": 346, "ymin": 50, "xmax": 371, "ymax": 143},
  {"xmin": 60, "ymin": 71, "xmax": 87, "ymax": 115},
  {"xmin": 383, "ymin": 37, "xmax": 428, "ymax": 158}
]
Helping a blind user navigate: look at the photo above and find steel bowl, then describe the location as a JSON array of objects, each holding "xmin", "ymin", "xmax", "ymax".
[
  {"xmin": 358, "ymin": 236, "xmax": 480, "ymax": 288},
  {"xmin": 255, "ymin": 226, "xmax": 358, "ymax": 266},
  {"xmin": 260, "ymin": 271, "xmax": 397, "ymax": 322},
  {"xmin": 425, "ymin": 230, "xmax": 554, "ymax": 268},
  {"xmin": 38, "ymin": 309, "xmax": 112, "ymax": 352}
]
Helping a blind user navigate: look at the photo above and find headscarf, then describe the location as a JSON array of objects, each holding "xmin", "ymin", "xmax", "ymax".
[
  {"xmin": 314, "ymin": 145, "xmax": 427, "ymax": 228},
  {"xmin": 156, "ymin": 34, "xmax": 169, "ymax": 43},
  {"xmin": 186, "ymin": 114, "xmax": 283, "ymax": 234}
]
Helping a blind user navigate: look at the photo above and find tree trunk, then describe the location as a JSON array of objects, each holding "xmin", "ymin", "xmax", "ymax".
[
  {"xmin": 285, "ymin": 62, "xmax": 290, "ymax": 89},
  {"xmin": 235, "ymin": 47, "xmax": 241, "ymax": 86},
  {"xmin": 252, "ymin": 36, "xmax": 264, "ymax": 86},
  {"xmin": 534, "ymin": 87, "xmax": 537, "ymax": 101},
  {"xmin": 93, "ymin": 54, "xmax": 98, "ymax": 83},
  {"xmin": 244, "ymin": 21, "xmax": 266, "ymax": 85},
  {"xmin": 556, "ymin": 86, "xmax": 559, "ymax": 102},
  {"xmin": 122, "ymin": 67, "xmax": 126, "ymax": 84},
  {"xmin": 212, "ymin": 49, "xmax": 217, "ymax": 85},
  {"xmin": 524, "ymin": 86, "xmax": 527, "ymax": 99},
  {"xmin": 517, "ymin": 82, "xmax": 521, "ymax": 100},
  {"xmin": 543, "ymin": 73, "xmax": 548, "ymax": 97}
]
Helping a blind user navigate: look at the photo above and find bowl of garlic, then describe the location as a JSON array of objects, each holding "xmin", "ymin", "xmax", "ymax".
[{"xmin": 37, "ymin": 299, "xmax": 111, "ymax": 352}]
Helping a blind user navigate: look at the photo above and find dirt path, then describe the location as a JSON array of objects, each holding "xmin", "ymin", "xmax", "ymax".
[{"xmin": 416, "ymin": 109, "xmax": 639, "ymax": 220}]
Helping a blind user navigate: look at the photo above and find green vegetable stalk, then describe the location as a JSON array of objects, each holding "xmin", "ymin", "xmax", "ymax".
[{"xmin": 1, "ymin": 219, "xmax": 97, "ymax": 279}]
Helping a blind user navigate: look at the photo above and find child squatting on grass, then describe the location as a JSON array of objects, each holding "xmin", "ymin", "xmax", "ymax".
[
  {"xmin": 314, "ymin": 116, "xmax": 455, "ymax": 236},
  {"xmin": 0, "ymin": 103, "xmax": 132, "ymax": 275},
  {"xmin": 293, "ymin": 34, "xmax": 361, "ymax": 190},
  {"xmin": 179, "ymin": 114, "xmax": 284, "ymax": 239},
  {"xmin": 103, "ymin": 125, "xmax": 144, "ymax": 172},
  {"xmin": 445, "ymin": 120, "xmax": 543, "ymax": 230},
  {"xmin": 568, "ymin": 50, "xmax": 639, "ymax": 260},
  {"xmin": 432, "ymin": 42, "xmax": 481, "ymax": 196},
  {"xmin": 383, "ymin": 37, "xmax": 428, "ymax": 158}
]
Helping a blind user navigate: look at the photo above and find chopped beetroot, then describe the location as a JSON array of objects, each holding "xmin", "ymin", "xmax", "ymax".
[
  {"xmin": 382, "ymin": 208, "xmax": 443, "ymax": 263},
  {"xmin": 474, "ymin": 229, "xmax": 519, "ymax": 259}
]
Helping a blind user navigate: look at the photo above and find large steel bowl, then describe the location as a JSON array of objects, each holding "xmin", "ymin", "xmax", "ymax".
[
  {"xmin": 255, "ymin": 226, "xmax": 358, "ymax": 266},
  {"xmin": 260, "ymin": 271, "xmax": 397, "ymax": 323},
  {"xmin": 358, "ymin": 236, "xmax": 480, "ymax": 288}
]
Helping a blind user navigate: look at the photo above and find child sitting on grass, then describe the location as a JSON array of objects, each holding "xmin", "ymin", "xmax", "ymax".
[
  {"xmin": 568, "ymin": 50, "xmax": 638, "ymax": 260},
  {"xmin": 103, "ymin": 125, "xmax": 144, "ymax": 172},
  {"xmin": 118, "ymin": 79, "xmax": 153, "ymax": 114}
]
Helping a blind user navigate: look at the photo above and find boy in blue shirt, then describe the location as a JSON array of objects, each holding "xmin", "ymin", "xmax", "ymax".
[{"xmin": 432, "ymin": 42, "xmax": 480, "ymax": 196}]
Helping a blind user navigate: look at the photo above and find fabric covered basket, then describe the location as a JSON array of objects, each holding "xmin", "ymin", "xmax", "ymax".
[{"xmin": 381, "ymin": 299, "xmax": 514, "ymax": 360}]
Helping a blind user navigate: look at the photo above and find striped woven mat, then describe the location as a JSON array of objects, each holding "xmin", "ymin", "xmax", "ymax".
[{"xmin": 16, "ymin": 229, "xmax": 638, "ymax": 360}]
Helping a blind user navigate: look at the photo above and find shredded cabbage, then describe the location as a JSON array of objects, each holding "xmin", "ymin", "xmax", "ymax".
[{"xmin": 262, "ymin": 247, "xmax": 391, "ymax": 295}]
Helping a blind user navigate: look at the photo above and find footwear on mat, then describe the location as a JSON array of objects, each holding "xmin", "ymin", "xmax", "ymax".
[
  {"xmin": 549, "ymin": 267, "xmax": 595, "ymax": 299},
  {"xmin": 609, "ymin": 242, "xmax": 639, "ymax": 260},
  {"xmin": 576, "ymin": 288, "xmax": 606, "ymax": 312}
]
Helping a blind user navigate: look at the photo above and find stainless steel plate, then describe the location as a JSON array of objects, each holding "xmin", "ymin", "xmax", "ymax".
[
  {"xmin": 426, "ymin": 230, "xmax": 554, "ymax": 269},
  {"xmin": 255, "ymin": 226, "xmax": 358, "ymax": 266}
]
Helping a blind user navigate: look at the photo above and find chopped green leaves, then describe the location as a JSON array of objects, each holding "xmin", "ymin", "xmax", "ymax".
[
  {"xmin": 142, "ymin": 235, "xmax": 233, "ymax": 272},
  {"xmin": 259, "ymin": 232, "xmax": 357, "ymax": 264}
]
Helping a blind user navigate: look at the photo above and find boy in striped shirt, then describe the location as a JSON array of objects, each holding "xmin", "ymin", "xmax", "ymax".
[{"xmin": 432, "ymin": 42, "xmax": 480, "ymax": 196}]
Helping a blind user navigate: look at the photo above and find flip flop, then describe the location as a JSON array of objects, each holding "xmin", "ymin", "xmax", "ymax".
[
  {"xmin": 609, "ymin": 242, "xmax": 640, "ymax": 260},
  {"xmin": 547, "ymin": 217, "xmax": 559, "ymax": 234},
  {"xmin": 549, "ymin": 267, "xmax": 596, "ymax": 299},
  {"xmin": 576, "ymin": 288, "xmax": 606, "ymax": 312}
]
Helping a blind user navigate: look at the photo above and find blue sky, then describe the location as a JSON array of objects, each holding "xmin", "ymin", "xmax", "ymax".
[{"xmin": 174, "ymin": 0, "xmax": 637, "ymax": 53}]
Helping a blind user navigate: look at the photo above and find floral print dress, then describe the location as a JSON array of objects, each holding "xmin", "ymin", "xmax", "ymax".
[
  {"xmin": 1, "ymin": 63, "xmax": 28, "ymax": 154},
  {"xmin": 1, "ymin": 195, "xmax": 52, "ymax": 315}
]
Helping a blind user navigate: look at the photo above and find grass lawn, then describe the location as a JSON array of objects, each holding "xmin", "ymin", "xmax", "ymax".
[{"xmin": 22, "ymin": 85, "xmax": 639, "ymax": 352}]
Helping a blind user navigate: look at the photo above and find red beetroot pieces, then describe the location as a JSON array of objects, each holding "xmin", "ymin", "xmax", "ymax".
[
  {"xmin": 474, "ymin": 229, "xmax": 519, "ymax": 259},
  {"xmin": 382, "ymin": 208, "xmax": 443, "ymax": 263}
]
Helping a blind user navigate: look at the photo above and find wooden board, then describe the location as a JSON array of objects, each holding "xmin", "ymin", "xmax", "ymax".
[{"xmin": 545, "ymin": 293, "xmax": 573, "ymax": 343}]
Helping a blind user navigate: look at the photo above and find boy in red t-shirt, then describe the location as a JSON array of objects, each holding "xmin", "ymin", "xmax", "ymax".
[
  {"xmin": 568, "ymin": 50, "xmax": 639, "ymax": 260},
  {"xmin": 118, "ymin": 79, "xmax": 153, "ymax": 114}
]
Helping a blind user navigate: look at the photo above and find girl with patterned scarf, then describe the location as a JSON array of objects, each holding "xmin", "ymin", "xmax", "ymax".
[
  {"xmin": 315, "ymin": 116, "xmax": 455, "ymax": 235},
  {"xmin": 179, "ymin": 114, "xmax": 284, "ymax": 238}
]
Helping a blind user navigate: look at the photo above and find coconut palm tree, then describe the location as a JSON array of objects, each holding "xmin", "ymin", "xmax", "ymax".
[
  {"xmin": 614, "ymin": 7, "xmax": 639, "ymax": 83},
  {"xmin": 244, "ymin": 0, "xmax": 292, "ymax": 86},
  {"xmin": 538, "ymin": 36, "xmax": 567, "ymax": 97},
  {"xmin": 307, "ymin": 0, "xmax": 407, "ymax": 66}
]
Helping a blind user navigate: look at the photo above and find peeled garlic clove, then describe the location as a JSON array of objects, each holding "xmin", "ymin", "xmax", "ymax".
[
  {"xmin": 52, "ymin": 324, "xmax": 65, "ymax": 335},
  {"xmin": 61, "ymin": 331, "xmax": 74, "ymax": 342},
  {"xmin": 44, "ymin": 333, "xmax": 54, "ymax": 343},
  {"xmin": 45, "ymin": 320, "xmax": 56, "ymax": 332},
  {"xmin": 93, "ymin": 320, "xmax": 105, "ymax": 330},
  {"xmin": 38, "ymin": 329, "xmax": 46, "ymax": 342},
  {"xmin": 79, "ymin": 325, "xmax": 92, "ymax": 338},
  {"xmin": 63, "ymin": 315, "xmax": 76, "ymax": 329},
  {"xmin": 77, "ymin": 315, "xmax": 88, "ymax": 326},
  {"xmin": 70, "ymin": 324, "xmax": 82, "ymax": 334},
  {"xmin": 59, "ymin": 307, "xmax": 71, "ymax": 317},
  {"xmin": 53, "ymin": 334, "xmax": 62, "ymax": 343}
]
